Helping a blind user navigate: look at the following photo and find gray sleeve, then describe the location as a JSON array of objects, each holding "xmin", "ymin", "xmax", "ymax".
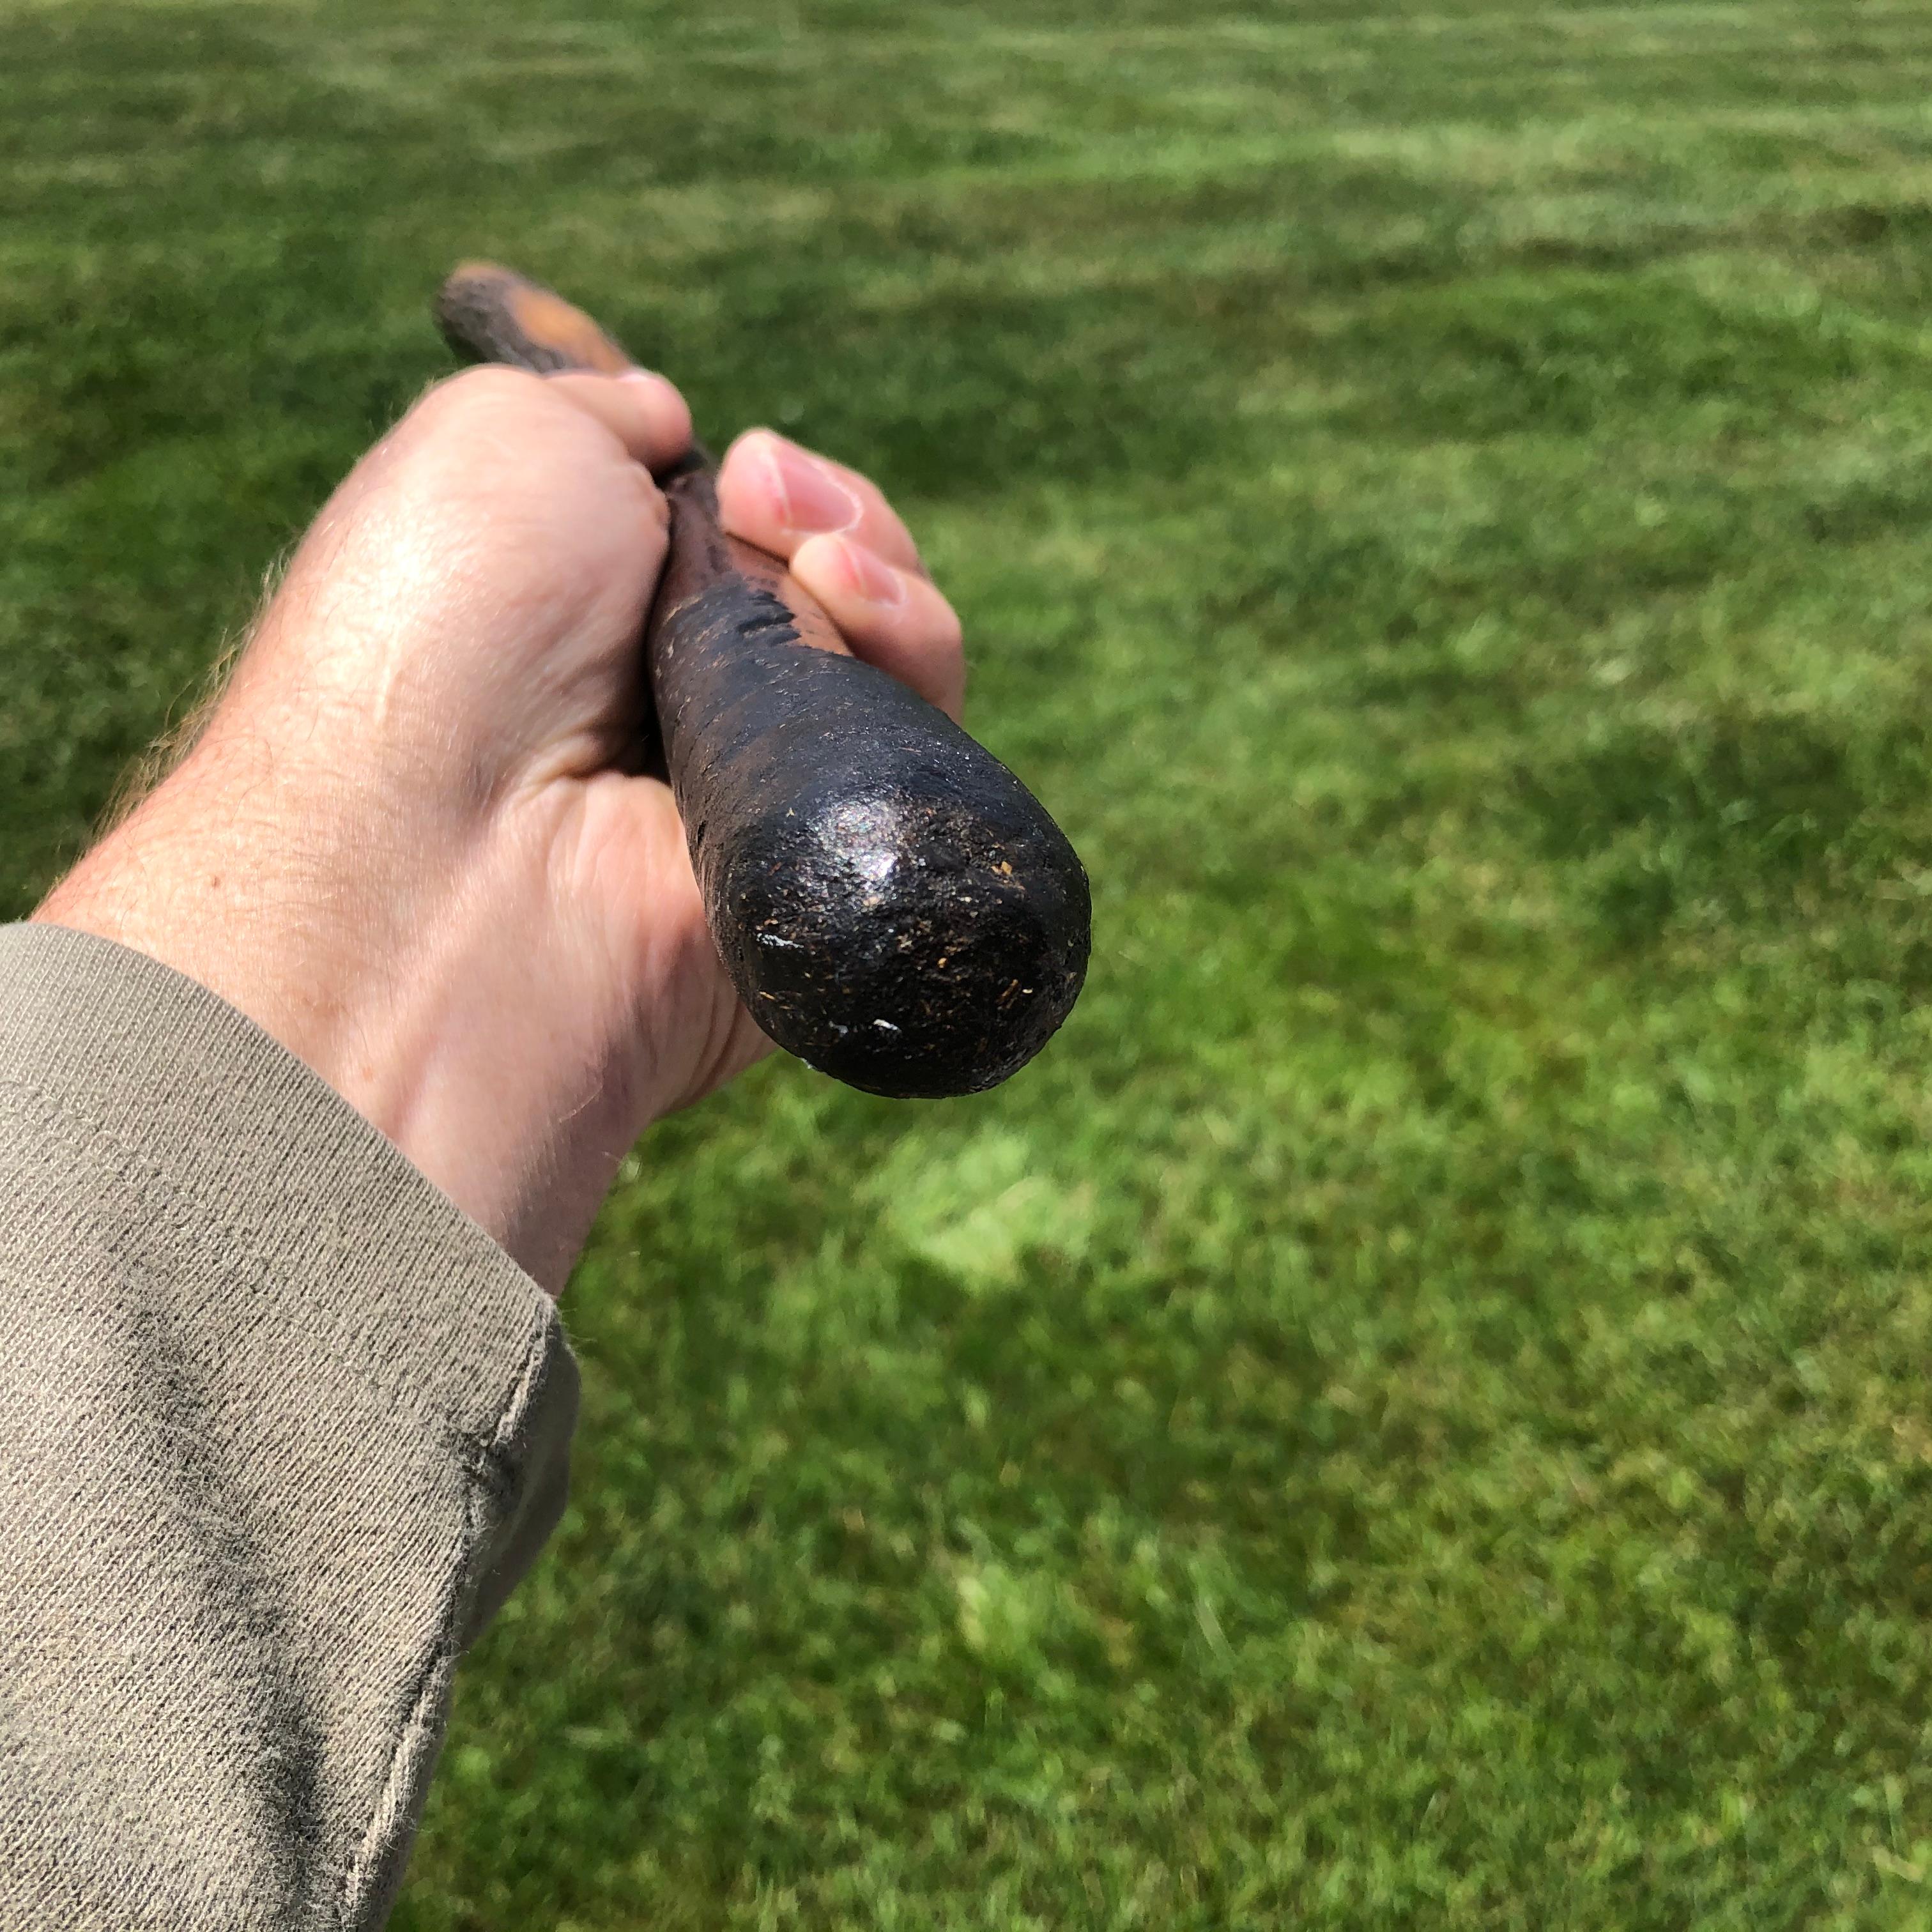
[{"xmin": 0, "ymin": 920, "xmax": 579, "ymax": 1931}]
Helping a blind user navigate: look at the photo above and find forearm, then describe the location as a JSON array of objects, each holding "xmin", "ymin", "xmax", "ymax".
[{"xmin": 0, "ymin": 922, "xmax": 576, "ymax": 1931}]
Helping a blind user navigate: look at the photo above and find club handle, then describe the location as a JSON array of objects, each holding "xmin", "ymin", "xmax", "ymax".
[{"xmin": 434, "ymin": 263, "xmax": 1090, "ymax": 1097}]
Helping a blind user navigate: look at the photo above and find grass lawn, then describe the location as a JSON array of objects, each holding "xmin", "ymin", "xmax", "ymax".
[{"xmin": 13, "ymin": 0, "xmax": 1932, "ymax": 1922}]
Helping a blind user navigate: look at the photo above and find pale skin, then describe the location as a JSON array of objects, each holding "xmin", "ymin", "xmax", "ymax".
[{"xmin": 34, "ymin": 365, "xmax": 967, "ymax": 1292}]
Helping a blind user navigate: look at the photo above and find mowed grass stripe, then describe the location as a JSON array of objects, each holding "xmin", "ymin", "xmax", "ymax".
[{"xmin": 10, "ymin": 1, "xmax": 1932, "ymax": 1925}]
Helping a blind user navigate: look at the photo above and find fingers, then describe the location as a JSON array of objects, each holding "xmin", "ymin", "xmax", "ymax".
[
  {"xmin": 788, "ymin": 533, "xmax": 966, "ymax": 721},
  {"xmin": 406, "ymin": 364, "xmax": 691, "ymax": 482},
  {"xmin": 717, "ymin": 429, "xmax": 966, "ymax": 721},
  {"xmin": 717, "ymin": 429, "xmax": 926, "ymax": 574},
  {"xmin": 545, "ymin": 369, "xmax": 693, "ymax": 474}
]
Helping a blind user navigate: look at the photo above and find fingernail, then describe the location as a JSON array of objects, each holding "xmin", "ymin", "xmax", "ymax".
[
  {"xmin": 827, "ymin": 533, "xmax": 906, "ymax": 606},
  {"xmin": 755, "ymin": 433, "xmax": 863, "ymax": 536}
]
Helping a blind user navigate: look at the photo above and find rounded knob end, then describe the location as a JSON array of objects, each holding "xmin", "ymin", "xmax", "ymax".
[{"xmin": 707, "ymin": 785, "xmax": 1091, "ymax": 1099}]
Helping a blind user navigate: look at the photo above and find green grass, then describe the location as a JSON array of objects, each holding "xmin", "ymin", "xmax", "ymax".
[{"xmin": 13, "ymin": 0, "xmax": 1932, "ymax": 1922}]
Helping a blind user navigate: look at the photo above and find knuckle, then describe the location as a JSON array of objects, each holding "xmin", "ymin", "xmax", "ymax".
[{"xmin": 417, "ymin": 362, "xmax": 549, "ymax": 428}]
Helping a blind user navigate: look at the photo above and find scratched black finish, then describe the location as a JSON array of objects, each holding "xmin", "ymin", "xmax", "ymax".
[
  {"xmin": 652, "ymin": 566, "xmax": 1090, "ymax": 1097},
  {"xmin": 434, "ymin": 263, "xmax": 1091, "ymax": 1096}
]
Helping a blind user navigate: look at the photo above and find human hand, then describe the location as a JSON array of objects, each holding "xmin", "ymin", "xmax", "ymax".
[{"xmin": 34, "ymin": 367, "xmax": 966, "ymax": 1291}]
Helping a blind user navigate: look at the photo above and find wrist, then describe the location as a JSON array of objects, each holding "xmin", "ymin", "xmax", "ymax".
[{"xmin": 35, "ymin": 749, "xmax": 643, "ymax": 1293}]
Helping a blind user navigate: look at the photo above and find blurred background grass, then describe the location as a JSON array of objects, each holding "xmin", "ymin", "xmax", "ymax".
[{"xmin": 11, "ymin": 0, "xmax": 1932, "ymax": 1924}]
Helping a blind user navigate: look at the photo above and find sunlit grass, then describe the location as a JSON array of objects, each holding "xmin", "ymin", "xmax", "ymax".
[{"xmin": 10, "ymin": 0, "xmax": 1932, "ymax": 1923}]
